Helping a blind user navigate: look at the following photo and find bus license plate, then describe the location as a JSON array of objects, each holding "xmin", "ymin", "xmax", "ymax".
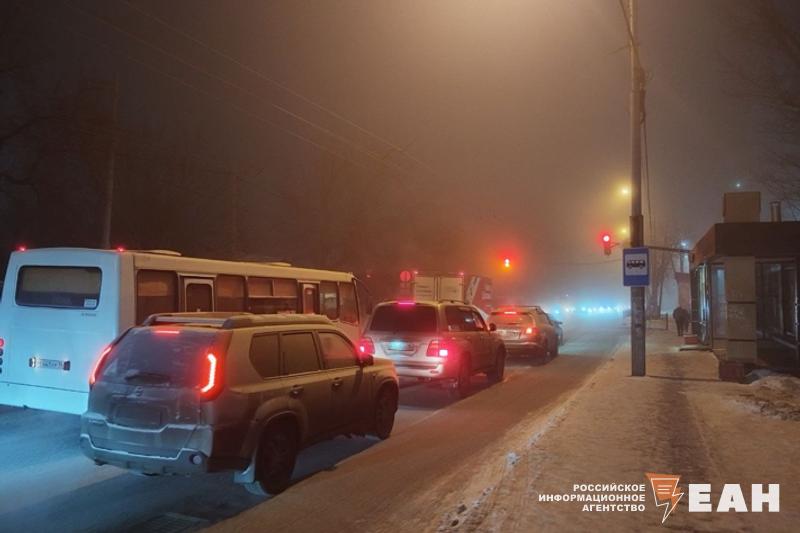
[{"xmin": 29, "ymin": 357, "xmax": 71, "ymax": 371}]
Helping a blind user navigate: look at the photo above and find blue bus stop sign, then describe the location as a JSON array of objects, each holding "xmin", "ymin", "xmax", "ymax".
[{"xmin": 623, "ymin": 247, "xmax": 650, "ymax": 287}]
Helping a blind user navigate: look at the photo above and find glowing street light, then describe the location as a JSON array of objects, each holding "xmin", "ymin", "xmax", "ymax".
[{"xmin": 620, "ymin": 186, "xmax": 630, "ymax": 196}]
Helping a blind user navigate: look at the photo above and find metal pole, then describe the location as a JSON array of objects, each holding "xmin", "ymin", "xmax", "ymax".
[
  {"xmin": 101, "ymin": 73, "xmax": 119, "ymax": 249},
  {"xmin": 629, "ymin": 0, "xmax": 646, "ymax": 376}
]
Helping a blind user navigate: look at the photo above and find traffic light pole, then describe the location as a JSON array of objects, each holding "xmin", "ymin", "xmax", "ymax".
[{"xmin": 628, "ymin": 0, "xmax": 646, "ymax": 377}]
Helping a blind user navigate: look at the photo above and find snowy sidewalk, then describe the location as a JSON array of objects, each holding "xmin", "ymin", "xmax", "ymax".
[{"xmin": 439, "ymin": 329, "xmax": 800, "ymax": 532}]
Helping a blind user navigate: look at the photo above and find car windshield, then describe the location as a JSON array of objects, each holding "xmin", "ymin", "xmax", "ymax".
[
  {"xmin": 489, "ymin": 312, "xmax": 534, "ymax": 326},
  {"xmin": 99, "ymin": 327, "xmax": 219, "ymax": 387},
  {"xmin": 370, "ymin": 304, "xmax": 438, "ymax": 333}
]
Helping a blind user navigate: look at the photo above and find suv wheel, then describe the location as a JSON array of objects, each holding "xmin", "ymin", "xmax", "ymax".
[
  {"xmin": 373, "ymin": 386, "xmax": 398, "ymax": 440},
  {"xmin": 247, "ymin": 422, "xmax": 298, "ymax": 496},
  {"xmin": 451, "ymin": 355, "xmax": 472, "ymax": 399},
  {"xmin": 487, "ymin": 349, "xmax": 506, "ymax": 385}
]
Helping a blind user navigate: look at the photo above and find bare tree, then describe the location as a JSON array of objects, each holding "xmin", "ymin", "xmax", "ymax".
[{"xmin": 723, "ymin": 0, "xmax": 800, "ymax": 216}]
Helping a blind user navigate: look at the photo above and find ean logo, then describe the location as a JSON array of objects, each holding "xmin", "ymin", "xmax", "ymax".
[{"xmin": 646, "ymin": 473, "xmax": 684, "ymax": 524}]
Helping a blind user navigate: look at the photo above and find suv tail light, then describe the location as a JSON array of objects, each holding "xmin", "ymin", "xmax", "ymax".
[
  {"xmin": 199, "ymin": 353, "xmax": 221, "ymax": 399},
  {"xmin": 90, "ymin": 345, "xmax": 113, "ymax": 388},
  {"xmin": 524, "ymin": 326, "xmax": 538, "ymax": 336},
  {"xmin": 199, "ymin": 332, "xmax": 231, "ymax": 401},
  {"xmin": 426, "ymin": 339, "xmax": 450, "ymax": 358},
  {"xmin": 358, "ymin": 337, "xmax": 375, "ymax": 356}
]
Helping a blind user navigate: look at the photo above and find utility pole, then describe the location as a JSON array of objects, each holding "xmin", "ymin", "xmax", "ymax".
[
  {"xmin": 101, "ymin": 72, "xmax": 119, "ymax": 249},
  {"xmin": 628, "ymin": 0, "xmax": 646, "ymax": 376}
]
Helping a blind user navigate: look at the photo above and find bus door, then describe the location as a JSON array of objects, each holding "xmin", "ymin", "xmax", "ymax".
[
  {"xmin": 301, "ymin": 283, "xmax": 319, "ymax": 314},
  {"xmin": 183, "ymin": 278, "xmax": 214, "ymax": 312}
]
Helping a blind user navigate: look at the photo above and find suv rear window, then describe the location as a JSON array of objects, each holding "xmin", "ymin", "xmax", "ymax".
[
  {"xmin": 16, "ymin": 266, "xmax": 101, "ymax": 309},
  {"xmin": 369, "ymin": 304, "xmax": 438, "ymax": 333},
  {"xmin": 99, "ymin": 328, "xmax": 220, "ymax": 387},
  {"xmin": 489, "ymin": 312, "xmax": 534, "ymax": 326}
]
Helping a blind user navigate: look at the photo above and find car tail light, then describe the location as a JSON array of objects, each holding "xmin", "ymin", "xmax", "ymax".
[
  {"xmin": 524, "ymin": 326, "xmax": 538, "ymax": 336},
  {"xmin": 199, "ymin": 353, "xmax": 221, "ymax": 399},
  {"xmin": 90, "ymin": 345, "xmax": 113, "ymax": 387},
  {"xmin": 358, "ymin": 337, "xmax": 375, "ymax": 355},
  {"xmin": 426, "ymin": 339, "xmax": 449, "ymax": 358}
]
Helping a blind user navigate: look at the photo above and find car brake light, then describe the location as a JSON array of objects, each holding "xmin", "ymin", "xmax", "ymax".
[
  {"xmin": 426, "ymin": 339, "xmax": 449, "ymax": 357},
  {"xmin": 90, "ymin": 345, "xmax": 113, "ymax": 387},
  {"xmin": 397, "ymin": 301, "xmax": 415, "ymax": 306},
  {"xmin": 503, "ymin": 311, "xmax": 517, "ymax": 315},
  {"xmin": 525, "ymin": 326, "xmax": 538, "ymax": 336},
  {"xmin": 358, "ymin": 337, "xmax": 375, "ymax": 355},
  {"xmin": 200, "ymin": 353, "xmax": 219, "ymax": 397},
  {"xmin": 154, "ymin": 329, "xmax": 181, "ymax": 335}
]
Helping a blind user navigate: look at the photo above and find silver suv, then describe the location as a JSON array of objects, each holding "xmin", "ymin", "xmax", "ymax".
[
  {"xmin": 360, "ymin": 301, "xmax": 506, "ymax": 397},
  {"xmin": 80, "ymin": 313, "xmax": 398, "ymax": 495},
  {"xmin": 488, "ymin": 306, "xmax": 559, "ymax": 360}
]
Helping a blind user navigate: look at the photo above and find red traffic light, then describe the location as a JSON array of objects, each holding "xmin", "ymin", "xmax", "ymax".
[
  {"xmin": 602, "ymin": 233, "xmax": 611, "ymax": 243},
  {"xmin": 503, "ymin": 258, "xmax": 511, "ymax": 269}
]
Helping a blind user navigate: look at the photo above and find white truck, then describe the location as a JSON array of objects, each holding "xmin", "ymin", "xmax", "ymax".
[{"xmin": 405, "ymin": 272, "xmax": 493, "ymax": 312}]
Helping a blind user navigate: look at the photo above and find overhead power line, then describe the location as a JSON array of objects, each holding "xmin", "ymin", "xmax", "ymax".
[
  {"xmin": 119, "ymin": 0, "xmax": 437, "ymax": 175},
  {"xmin": 60, "ymin": 0, "xmax": 419, "ymax": 176}
]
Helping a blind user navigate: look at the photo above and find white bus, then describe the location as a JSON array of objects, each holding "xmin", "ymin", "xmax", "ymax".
[{"xmin": 0, "ymin": 248, "xmax": 362, "ymax": 415}]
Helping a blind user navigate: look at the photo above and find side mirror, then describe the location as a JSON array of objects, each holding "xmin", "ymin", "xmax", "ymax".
[
  {"xmin": 489, "ymin": 323, "xmax": 497, "ymax": 332},
  {"xmin": 359, "ymin": 353, "xmax": 374, "ymax": 366}
]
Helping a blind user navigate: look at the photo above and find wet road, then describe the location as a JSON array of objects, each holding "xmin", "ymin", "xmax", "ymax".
[{"xmin": 0, "ymin": 318, "xmax": 623, "ymax": 533}]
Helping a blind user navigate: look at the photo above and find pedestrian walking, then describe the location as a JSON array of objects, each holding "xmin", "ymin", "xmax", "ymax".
[{"xmin": 672, "ymin": 306, "xmax": 690, "ymax": 336}]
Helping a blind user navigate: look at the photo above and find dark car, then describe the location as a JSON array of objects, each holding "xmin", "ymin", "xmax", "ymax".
[{"xmin": 80, "ymin": 313, "xmax": 398, "ymax": 495}]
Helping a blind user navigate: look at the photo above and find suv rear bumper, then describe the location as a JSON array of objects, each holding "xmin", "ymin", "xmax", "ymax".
[
  {"xmin": 503, "ymin": 340, "xmax": 544, "ymax": 355},
  {"xmin": 80, "ymin": 433, "xmax": 213, "ymax": 475},
  {"xmin": 79, "ymin": 415, "xmax": 249, "ymax": 475},
  {"xmin": 381, "ymin": 357, "xmax": 458, "ymax": 380}
]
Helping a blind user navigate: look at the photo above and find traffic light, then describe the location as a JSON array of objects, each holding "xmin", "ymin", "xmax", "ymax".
[
  {"xmin": 503, "ymin": 257, "xmax": 511, "ymax": 269},
  {"xmin": 602, "ymin": 233, "xmax": 612, "ymax": 256}
]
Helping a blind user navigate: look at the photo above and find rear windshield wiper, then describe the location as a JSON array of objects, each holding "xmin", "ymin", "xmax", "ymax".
[{"xmin": 123, "ymin": 370, "xmax": 171, "ymax": 384}]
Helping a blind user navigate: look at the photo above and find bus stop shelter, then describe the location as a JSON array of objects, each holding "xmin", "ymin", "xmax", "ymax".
[{"xmin": 691, "ymin": 221, "xmax": 800, "ymax": 373}]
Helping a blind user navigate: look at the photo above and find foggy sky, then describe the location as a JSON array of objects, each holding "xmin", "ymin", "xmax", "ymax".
[{"xmin": 2, "ymin": 0, "xmax": 789, "ymax": 307}]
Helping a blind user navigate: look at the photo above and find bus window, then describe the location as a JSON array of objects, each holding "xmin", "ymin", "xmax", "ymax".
[
  {"xmin": 339, "ymin": 282, "xmax": 358, "ymax": 324},
  {"xmin": 216, "ymin": 275, "xmax": 245, "ymax": 311},
  {"xmin": 16, "ymin": 266, "xmax": 101, "ymax": 309},
  {"xmin": 274, "ymin": 278, "xmax": 298, "ymax": 298},
  {"xmin": 320, "ymin": 281, "xmax": 338, "ymax": 319},
  {"xmin": 247, "ymin": 277, "xmax": 273, "ymax": 313},
  {"xmin": 247, "ymin": 277, "xmax": 298, "ymax": 314},
  {"xmin": 136, "ymin": 270, "xmax": 177, "ymax": 323}
]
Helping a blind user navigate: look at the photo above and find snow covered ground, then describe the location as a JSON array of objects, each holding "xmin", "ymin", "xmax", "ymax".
[{"xmin": 433, "ymin": 329, "xmax": 800, "ymax": 532}]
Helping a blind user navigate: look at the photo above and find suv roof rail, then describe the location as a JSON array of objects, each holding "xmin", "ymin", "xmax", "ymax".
[
  {"xmin": 144, "ymin": 312, "xmax": 334, "ymax": 329},
  {"xmin": 144, "ymin": 312, "xmax": 249, "ymax": 327}
]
